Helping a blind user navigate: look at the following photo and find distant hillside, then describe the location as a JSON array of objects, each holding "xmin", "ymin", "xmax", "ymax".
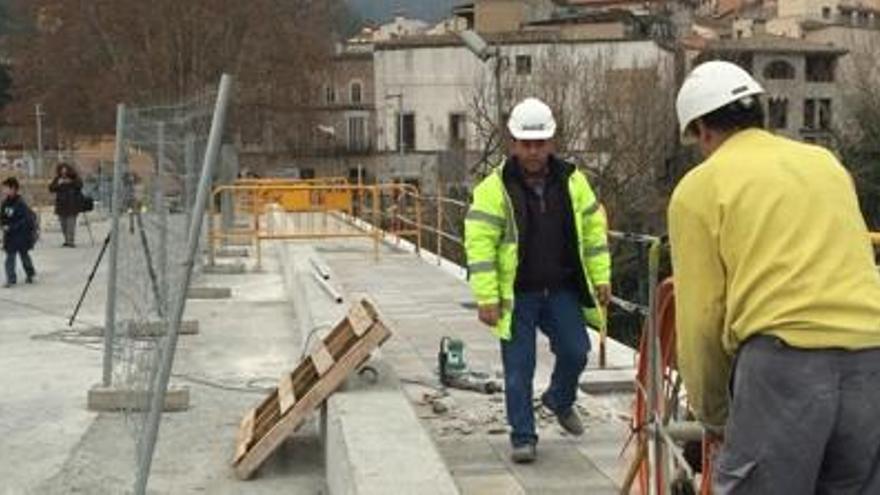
[{"xmin": 347, "ymin": 0, "xmax": 460, "ymax": 23}]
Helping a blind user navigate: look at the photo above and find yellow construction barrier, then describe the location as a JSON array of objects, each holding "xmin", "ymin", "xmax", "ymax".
[{"xmin": 208, "ymin": 183, "xmax": 421, "ymax": 268}]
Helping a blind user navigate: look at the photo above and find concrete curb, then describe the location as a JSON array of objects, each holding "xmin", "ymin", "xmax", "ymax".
[{"xmin": 277, "ymin": 240, "xmax": 460, "ymax": 495}]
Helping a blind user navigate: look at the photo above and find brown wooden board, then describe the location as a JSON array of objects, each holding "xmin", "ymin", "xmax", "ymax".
[
  {"xmin": 278, "ymin": 373, "xmax": 296, "ymax": 416},
  {"xmin": 232, "ymin": 298, "xmax": 389, "ymax": 480},
  {"xmin": 310, "ymin": 345, "xmax": 335, "ymax": 376}
]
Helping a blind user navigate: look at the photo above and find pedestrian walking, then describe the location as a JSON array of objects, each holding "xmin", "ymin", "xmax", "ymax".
[
  {"xmin": 464, "ymin": 98, "xmax": 612, "ymax": 463},
  {"xmin": 49, "ymin": 162, "xmax": 83, "ymax": 247},
  {"xmin": 1, "ymin": 177, "xmax": 37, "ymax": 287}
]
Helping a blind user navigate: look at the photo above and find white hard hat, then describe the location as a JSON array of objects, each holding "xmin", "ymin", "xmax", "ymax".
[
  {"xmin": 676, "ymin": 60, "xmax": 764, "ymax": 137},
  {"xmin": 508, "ymin": 97, "xmax": 557, "ymax": 140}
]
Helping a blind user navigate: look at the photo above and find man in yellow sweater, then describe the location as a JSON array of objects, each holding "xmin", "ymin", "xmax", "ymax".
[{"xmin": 669, "ymin": 60, "xmax": 880, "ymax": 493}]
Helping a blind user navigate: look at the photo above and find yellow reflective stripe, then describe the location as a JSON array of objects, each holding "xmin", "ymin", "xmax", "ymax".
[
  {"xmin": 585, "ymin": 245, "xmax": 609, "ymax": 257},
  {"xmin": 584, "ymin": 201, "xmax": 600, "ymax": 216},
  {"xmin": 469, "ymin": 261, "xmax": 495, "ymax": 274},
  {"xmin": 466, "ymin": 210, "xmax": 505, "ymax": 229}
]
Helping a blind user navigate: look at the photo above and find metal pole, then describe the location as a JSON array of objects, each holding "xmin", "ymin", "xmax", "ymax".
[
  {"xmin": 156, "ymin": 122, "xmax": 169, "ymax": 315},
  {"xmin": 494, "ymin": 50, "xmax": 504, "ymax": 158},
  {"xmin": 397, "ymin": 95, "xmax": 404, "ymax": 156},
  {"xmin": 35, "ymin": 104, "xmax": 44, "ymax": 177},
  {"xmin": 436, "ymin": 181, "xmax": 443, "ymax": 264},
  {"xmin": 184, "ymin": 132, "xmax": 196, "ymax": 229},
  {"xmin": 645, "ymin": 238, "xmax": 663, "ymax": 495},
  {"xmin": 102, "ymin": 104, "xmax": 127, "ymax": 387},
  {"xmin": 135, "ymin": 74, "xmax": 234, "ymax": 495}
]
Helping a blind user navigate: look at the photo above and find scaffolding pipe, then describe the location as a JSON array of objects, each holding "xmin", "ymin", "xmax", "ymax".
[{"xmin": 313, "ymin": 272, "xmax": 343, "ymax": 304}]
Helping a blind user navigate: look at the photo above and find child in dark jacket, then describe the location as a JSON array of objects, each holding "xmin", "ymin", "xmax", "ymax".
[{"xmin": 1, "ymin": 177, "xmax": 36, "ymax": 287}]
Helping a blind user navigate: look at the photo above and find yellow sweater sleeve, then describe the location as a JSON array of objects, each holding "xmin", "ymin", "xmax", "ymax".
[{"xmin": 668, "ymin": 187, "xmax": 732, "ymax": 428}]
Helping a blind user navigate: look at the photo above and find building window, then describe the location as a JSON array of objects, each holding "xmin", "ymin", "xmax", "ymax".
[
  {"xmin": 449, "ymin": 113, "xmax": 467, "ymax": 149},
  {"xmin": 348, "ymin": 116, "xmax": 368, "ymax": 151},
  {"xmin": 822, "ymin": 6, "xmax": 832, "ymax": 18},
  {"xmin": 818, "ymin": 98, "xmax": 832, "ymax": 130},
  {"xmin": 804, "ymin": 98, "xmax": 832, "ymax": 130},
  {"xmin": 806, "ymin": 56, "xmax": 835, "ymax": 82},
  {"xmin": 515, "ymin": 55, "xmax": 532, "ymax": 76},
  {"xmin": 350, "ymin": 82, "xmax": 363, "ymax": 105},
  {"xmin": 396, "ymin": 113, "xmax": 416, "ymax": 151},
  {"xmin": 764, "ymin": 60, "xmax": 796, "ymax": 80},
  {"xmin": 768, "ymin": 98, "xmax": 789, "ymax": 129},
  {"xmin": 804, "ymin": 99, "xmax": 816, "ymax": 130},
  {"xmin": 300, "ymin": 168, "xmax": 315, "ymax": 180},
  {"xmin": 325, "ymin": 85, "xmax": 336, "ymax": 104}
]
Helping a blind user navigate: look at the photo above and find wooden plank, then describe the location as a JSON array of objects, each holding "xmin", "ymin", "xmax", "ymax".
[
  {"xmin": 348, "ymin": 301, "xmax": 374, "ymax": 336},
  {"xmin": 311, "ymin": 344, "xmax": 335, "ymax": 376},
  {"xmin": 233, "ymin": 299, "xmax": 393, "ymax": 480},
  {"xmin": 278, "ymin": 373, "xmax": 296, "ymax": 416},
  {"xmin": 234, "ymin": 408, "xmax": 257, "ymax": 464}
]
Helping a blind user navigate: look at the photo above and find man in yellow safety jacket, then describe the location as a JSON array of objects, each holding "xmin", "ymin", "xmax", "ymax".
[
  {"xmin": 669, "ymin": 60, "xmax": 880, "ymax": 493},
  {"xmin": 464, "ymin": 97, "xmax": 611, "ymax": 463}
]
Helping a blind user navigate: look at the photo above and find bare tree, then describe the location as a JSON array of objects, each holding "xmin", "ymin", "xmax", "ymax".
[
  {"xmin": 5, "ymin": 0, "xmax": 348, "ymax": 144},
  {"xmin": 466, "ymin": 45, "xmax": 677, "ymax": 232},
  {"xmin": 833, "ymin": 33, "xmax": 880, "ymax": 228}
]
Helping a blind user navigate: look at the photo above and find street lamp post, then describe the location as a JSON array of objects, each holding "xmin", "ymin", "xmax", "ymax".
[
  {"xmin": 459, "ymin": 30, "xmax": 504, "ymax": 154},
  {"xmin": 35, "ymin": 104, "xmax": 44, "ymax": 177}
]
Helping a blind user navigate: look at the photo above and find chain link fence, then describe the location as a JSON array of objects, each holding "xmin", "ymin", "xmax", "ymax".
[{"xmin": 98, "ymin": 75, "xmax": 233, "ymax": 495}]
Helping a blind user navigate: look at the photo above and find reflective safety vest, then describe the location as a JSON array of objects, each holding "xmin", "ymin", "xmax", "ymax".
[{"xmin": 464, "ymin": 160, "xmax": 611, "ymax": 340}]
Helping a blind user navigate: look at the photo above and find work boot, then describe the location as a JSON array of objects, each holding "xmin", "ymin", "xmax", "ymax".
[
  {"xmin": 511, "ymin": 443, "xmax": 537, "ymax": 464},
  {"xmin": 556, "ymin": 408, "xmax": 585, "ymax": 436},
  {"xmin": 541, "ymin": 393, "xmax": 585, "ymax": 436},
  {"xmin": 25, "ymin": 276, "xmax": 34, "ymax": 284}
]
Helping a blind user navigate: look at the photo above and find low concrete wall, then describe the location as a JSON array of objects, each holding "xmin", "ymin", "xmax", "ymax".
[{"xmin": 277, "ymin": 240, "xmax": 459, "ymax": 495}]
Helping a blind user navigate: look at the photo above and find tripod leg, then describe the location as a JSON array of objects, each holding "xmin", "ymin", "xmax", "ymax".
[
  {"xmin": 83, "ymin": 212, "xmax": 96, "ymax": 246},
  {"xmin": 69, "ymin": 232, "xmax": 112, "ymax": 327},
  {"xmin": 134, "ymin": 211, "xmax": 165, "ymax": 318}
]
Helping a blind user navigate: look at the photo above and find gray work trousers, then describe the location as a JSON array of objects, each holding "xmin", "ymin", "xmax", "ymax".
[
  {"xmin": 59, "ymin": 215, "xmax": 77, "ymax": 246},
  {"xmin": 715, "ymin": 335, "xmax": 880, "ymax": 495}
]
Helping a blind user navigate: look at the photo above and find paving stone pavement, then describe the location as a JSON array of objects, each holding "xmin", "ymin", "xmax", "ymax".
[{"xmin": 313, "ymin": 238, "xmax": 636, "ymax": 494}]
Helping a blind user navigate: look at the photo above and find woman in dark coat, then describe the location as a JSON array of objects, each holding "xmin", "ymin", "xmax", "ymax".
[
  {"xmin": 49, "ymin": 163, "xmax": 83, "ymax": 247},
  {"xmin": 1, "ymin": 177, "xmax": 36, "ymax": 287}
]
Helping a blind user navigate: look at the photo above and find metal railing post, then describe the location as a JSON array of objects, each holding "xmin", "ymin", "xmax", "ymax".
[{"xmin": 102, "ymin": 103, "xmax": 127, "ymax": 387}]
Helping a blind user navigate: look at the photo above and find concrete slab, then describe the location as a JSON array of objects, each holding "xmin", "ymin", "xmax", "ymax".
[
  {"xmin": 5, "ymin": 221, "xmax": 325, "ymax": 494},
  {"xmin": 204, "ymin": 262, "xmax": 247, "ymax": 275},
  {"xmin": 86, "ymin": 385, "xmax": 190, "ymax": 412},
  {"xmin": 187, "ymin": 286, "xmax": 233, "ymax": 299},
  {"xmin": 326, "ymin": 362, "xmax": 460, "ymax": 495}
]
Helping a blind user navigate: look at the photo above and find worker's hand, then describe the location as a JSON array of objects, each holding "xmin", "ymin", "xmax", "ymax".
[
  {"xmin": 477, "ymin": 304, "xmax": 500, "ymax": 327},
  {"xmin": 596, "ymin": 284, "xmax": 612, "ymax": 307}
]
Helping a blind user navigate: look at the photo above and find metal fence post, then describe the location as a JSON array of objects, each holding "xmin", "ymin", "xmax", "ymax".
[
  {"xmin": 156, "ymin": 121, "xmax": 169, "ymax": 314},
  {"xmin": 102, "ymin": 104, "xmax": 127, "ymax": 388},
  {"xmin": 134, "ymin": 74, "xmax": 234, "ymax": 495}
]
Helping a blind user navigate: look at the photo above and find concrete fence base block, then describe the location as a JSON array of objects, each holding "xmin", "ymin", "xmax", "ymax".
[
  {"xmin": 203, "ymin": 263, "xmax": 247, "ymax": 275},
  {"xmin": 580, "ymin": 368, "xmax": 636, "ymax": 394},
  {"xmin": 85, "ymin": 320, "xmax": 200, "ymax": 338},
  {"xmin": 216, "ymin": 247, "xmax": 249, "ymax": 258},
  {"xmin": 87, "ymin": 384, "xmax": 190, "ymax": 412},
  {"xmin": 223, "ymin": 238, "xmax": 253, "ymax": 247},
  {"xmin": 187, "ymin": 286, "xmax": 232, "ymax": 299}
]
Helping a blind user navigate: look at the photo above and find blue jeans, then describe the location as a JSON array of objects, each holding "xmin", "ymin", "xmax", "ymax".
[
  {"xmin": 5, "ymin": 249, "xmax": 35, "ymax": 284},
  {"xmin": 501, "ymin": 289, "xmax": 590, "ymax": 446}
]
